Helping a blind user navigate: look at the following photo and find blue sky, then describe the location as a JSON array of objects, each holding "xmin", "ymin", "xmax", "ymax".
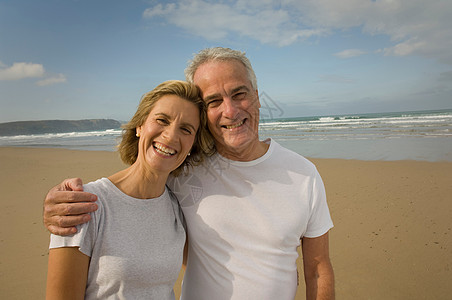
[{"xmin": 1, "ymin": 0, "xmax": 451, "ymax": 123}]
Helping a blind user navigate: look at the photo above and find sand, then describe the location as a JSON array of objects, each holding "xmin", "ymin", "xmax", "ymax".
[{"xmin": 1, "ymin": 147, "xmax": 451, "ymax": 299}]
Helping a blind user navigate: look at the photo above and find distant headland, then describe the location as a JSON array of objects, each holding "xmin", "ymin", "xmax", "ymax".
[{"xmin": 0, "ymin": 119, "xmax": 122, "ymax": 136}]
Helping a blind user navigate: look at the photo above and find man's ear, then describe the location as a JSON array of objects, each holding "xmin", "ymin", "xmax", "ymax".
[{"xmin": 255, "ymin": 89, "xmax": 261, "ymax": 109}]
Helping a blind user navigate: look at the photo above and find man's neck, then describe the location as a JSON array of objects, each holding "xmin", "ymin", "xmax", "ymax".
[{"xmin": 217, "ymin": 140, "xmax": 270, "ymax": 162}]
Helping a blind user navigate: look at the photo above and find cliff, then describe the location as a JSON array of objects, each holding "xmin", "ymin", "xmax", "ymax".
[{"xmin": 0, "ymin": 119, "xmax": 122, "ymax": 136}]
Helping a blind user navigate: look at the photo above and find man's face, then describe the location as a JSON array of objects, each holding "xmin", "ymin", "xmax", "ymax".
[{"xmin": 193, "ymin": 60, "xmax": 261, "ymax": 160}]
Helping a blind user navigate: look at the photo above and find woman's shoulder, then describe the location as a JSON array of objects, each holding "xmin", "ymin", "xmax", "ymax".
[{"xmin": 83, "ymin": 178, "xmax": 113, "ymax": 208}]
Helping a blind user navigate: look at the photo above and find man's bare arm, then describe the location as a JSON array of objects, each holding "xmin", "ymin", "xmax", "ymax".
[
  {"xmin": 302, "ymin": 232, "xmax": 335, "ymax": 300},
  {"xmin": 43, "ymin": 178, "xmax": 98, "ymax": 235}
]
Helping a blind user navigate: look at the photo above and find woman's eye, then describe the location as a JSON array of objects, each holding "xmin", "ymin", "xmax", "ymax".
[
  {"xmin": 156, "ymin": 118, "xmax": 169, "ymax": 124},
  {"xmin": 182, "ymin": 127, "xmax": 193, "ymax": 135}
]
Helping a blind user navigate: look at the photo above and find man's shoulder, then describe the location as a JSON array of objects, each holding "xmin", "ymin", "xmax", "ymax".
[
  {"xmin": 266, "ymin": 140, "xmax": 320, "ymax": 179},
  {"xmin": 272, "ymin": 139, "xmax": 315, "ymax": 162}
]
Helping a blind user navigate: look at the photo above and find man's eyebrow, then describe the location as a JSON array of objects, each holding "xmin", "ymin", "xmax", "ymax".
[
  {"xmin": 203, "ymin": 93, "xmax": 222, "ymax": 102},
  {"xmin": 231, "ymin": 85, "xmax": 250, "ymax": 94},
  {"xmin": 203, "ymin": 85, "xmax": 251, "ymax": 102}
]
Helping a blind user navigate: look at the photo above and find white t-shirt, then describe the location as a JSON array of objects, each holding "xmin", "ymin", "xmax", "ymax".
[
  {"xmin": 167, "ymin": 139, "xmax": 333, "ymax": 300},
  {"xmin": 50, "ymin": 178, "xmax": 186, "ymax": 300}
]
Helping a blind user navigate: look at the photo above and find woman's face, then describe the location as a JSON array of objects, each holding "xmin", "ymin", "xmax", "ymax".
[{"xmin": 136, "ymin": 94, "xmax": 200, "ymax": 174}]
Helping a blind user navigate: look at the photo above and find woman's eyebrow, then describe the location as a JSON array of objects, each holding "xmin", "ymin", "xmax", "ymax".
[
  {"xmin": 154, "ymin": 112, "xmax": 170, "ymax": 118},
  {"xmin": 155, "ymin": 112, "xmax": 197, "ymax": 131},
  {"xmin": 182, "ymin": 122, "xmax": 197, "ymax": 131}
]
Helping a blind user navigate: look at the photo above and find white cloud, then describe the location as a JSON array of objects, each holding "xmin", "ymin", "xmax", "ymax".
[
  {"xmin": 0, "ymin": 62, "xmax": 45, "ymax": 80},
  {"xmin": 288, "ymin": 0, "xmax": 452, "ymax": 63},
  {"xmin": 143, "ymin": 0, "xmax": 327, "ymax": 46},
  {"xmin": 143, "ymin": 3, "xmax": 176, "ymax": 18},
  {"xmin": 143, "ymin": 0, "xmax": 452, "ymax": 63},
  {"xmin": 334, "ymin": 49, "xmax": 367, "ymax": 59},
  {"xmin": 0, "ymin": 61, "xmax": 67, "ymax": 86},
  {"xmin": 36, "ymin": 74, "xmax": 67, "ymax": 86}
]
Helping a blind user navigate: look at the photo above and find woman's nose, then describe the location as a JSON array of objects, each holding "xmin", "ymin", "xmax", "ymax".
[{"xmin": 162, "ymin": 124, "xmax": 178, "ymax": 141}]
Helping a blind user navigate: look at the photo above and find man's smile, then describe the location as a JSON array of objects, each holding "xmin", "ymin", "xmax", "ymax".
[{"xmin": 222, "ymin": 120, "xmax": 245, "ymax": 129}]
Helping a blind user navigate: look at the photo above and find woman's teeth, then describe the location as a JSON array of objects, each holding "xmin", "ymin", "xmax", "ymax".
[{"xmin": 154, "ymin": 143, "xmax": 176, "ymax": 156}]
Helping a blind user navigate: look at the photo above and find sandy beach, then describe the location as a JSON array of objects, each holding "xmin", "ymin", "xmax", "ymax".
[{"xmin": 1, "ymin": 147, "xmax": 451, "ymax": 299}]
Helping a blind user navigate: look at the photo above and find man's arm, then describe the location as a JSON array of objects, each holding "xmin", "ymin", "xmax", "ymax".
[
  {"xmin": 301, "ymin": 232, "xmax": 335, "ymax": 300},
  {"xmin": 43, "ymin": 178, "xmax": 98, "ymax": 235}
]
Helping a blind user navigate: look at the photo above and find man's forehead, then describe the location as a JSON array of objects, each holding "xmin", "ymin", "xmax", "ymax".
[
  {"xmin": 194, "ymin": 60, "xmax": 247, "ymax": 80},
  {"xmin": 195, "ymin": 64, "xmax": 250, "ymax": 85}
]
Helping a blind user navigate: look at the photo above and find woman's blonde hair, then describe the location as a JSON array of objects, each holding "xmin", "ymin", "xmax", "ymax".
[{"xmin": 118, "ymin": 80, "xmax": 214, "ymax": 176}]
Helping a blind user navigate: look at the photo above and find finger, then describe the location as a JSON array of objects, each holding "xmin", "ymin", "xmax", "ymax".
[
  {"xmin": 61, "ymin": 178, "xmax": 84, "ymax": 192},
  {"xmin": 45, "ymin": 201, "xmax": 98, "ymax": 218},
  {"xmin": 44, "ymin": 213, "xmax": 92, "ymax": 234},
  {"xmin": 45, "ymin": 190, "xmax": 97, "ymax": 205},
  {"xmin": 47, "ymin": 224, "xmax": 78, "ymax": 236},
  {"xmin": 53, "ymin": 213, "xmax": 92, "ymax": 228}
]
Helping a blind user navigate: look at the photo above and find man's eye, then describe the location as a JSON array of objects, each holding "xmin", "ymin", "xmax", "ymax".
[
  {"xmin": 233, "ymin": 92, "xmax": 246, "ymax": 100},
  {"xmin": 207, "ymin": 99, "xmax": 221, "ymax": 107}
]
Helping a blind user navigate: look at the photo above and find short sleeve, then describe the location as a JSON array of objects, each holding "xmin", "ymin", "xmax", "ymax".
[
  {"xmin": 49, "ymin": 185, "xmax": 102, "ymax": 257},
  {"xmin": 304, "ymin": 170, "xmax": 334, "ymax": 238}
]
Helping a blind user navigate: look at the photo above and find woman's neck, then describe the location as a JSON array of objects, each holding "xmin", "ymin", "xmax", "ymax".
[{"xmin": 108, "ymin": 163, "xmax": 169, "ymax": 199}]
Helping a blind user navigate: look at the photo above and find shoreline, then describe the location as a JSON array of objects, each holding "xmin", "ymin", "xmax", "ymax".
[
  {"xmin": 1, "ymin": 147, "xmax": 451, "ymax": 299},
  {"xmin": 3, "ymin": 141, "xmax": 452, "ymax": 163}
]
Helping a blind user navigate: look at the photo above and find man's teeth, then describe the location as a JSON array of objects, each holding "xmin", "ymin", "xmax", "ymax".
[
  {"xmin": 225, "ymin": 121, "xmax": 244, "ymax": 129},
  {"xmin": 154, "ymin": 143, "xmax": 176, "ymax": 156}
]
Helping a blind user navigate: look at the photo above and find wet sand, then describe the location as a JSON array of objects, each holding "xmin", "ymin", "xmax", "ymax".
[{"xmin": 1, "ymin": 147, "xmax": 451, "ymax": 299}]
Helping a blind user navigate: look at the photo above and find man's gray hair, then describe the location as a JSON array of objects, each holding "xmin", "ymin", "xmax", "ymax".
[{"xmin": 184, "ymin": 47, "xmax": 258, "ymax": 90}]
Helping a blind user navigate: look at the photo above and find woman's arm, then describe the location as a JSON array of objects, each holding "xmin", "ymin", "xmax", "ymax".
[{"xmin": 46, "ymin": 247, "xmax": 90, "ymax": 300}]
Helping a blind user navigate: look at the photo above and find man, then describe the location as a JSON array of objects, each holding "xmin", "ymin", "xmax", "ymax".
[{"xmin": 44, "ymin": 47, "xmax": 335, "ymax": 299}]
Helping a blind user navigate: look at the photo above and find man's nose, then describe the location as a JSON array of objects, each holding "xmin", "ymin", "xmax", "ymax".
[{"xmin": 222, "ymin": 97, "xmax": 239, "ymax": 119}]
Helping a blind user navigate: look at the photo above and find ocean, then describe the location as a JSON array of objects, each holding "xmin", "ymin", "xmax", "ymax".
[{"xmin": 1, "ymin": 109, "xmax": 451, "ymax": 161}]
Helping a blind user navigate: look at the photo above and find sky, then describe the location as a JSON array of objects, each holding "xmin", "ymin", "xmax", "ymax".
[{"xmin": 1, "ymin": 0, "xmax": 451, "ymax": 123}]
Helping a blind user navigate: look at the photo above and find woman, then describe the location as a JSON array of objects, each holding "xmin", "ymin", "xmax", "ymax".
[{"xmin": 46, "ymin": 80, "xmax": 213, "ymax": 299}]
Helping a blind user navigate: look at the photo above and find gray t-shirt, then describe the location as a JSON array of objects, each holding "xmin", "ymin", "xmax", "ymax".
[{"xmin": 50, "ymin": 178, "xmax": 186, "ymax": 299}]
